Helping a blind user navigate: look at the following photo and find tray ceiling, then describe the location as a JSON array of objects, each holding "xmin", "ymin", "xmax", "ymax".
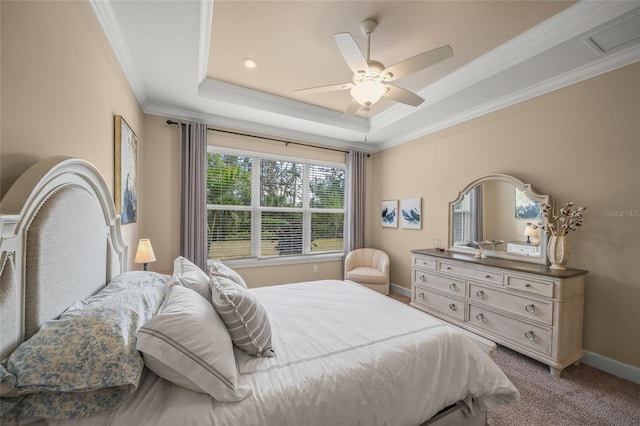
[{"xmin": 91, "ymin": 0, "xmax": 640, "ymax": 152}]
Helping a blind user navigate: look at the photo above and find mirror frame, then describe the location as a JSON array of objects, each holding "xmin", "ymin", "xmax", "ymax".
[{"xmin": 447, "ymin": 174, "xmax": 550, "ymax": 265}]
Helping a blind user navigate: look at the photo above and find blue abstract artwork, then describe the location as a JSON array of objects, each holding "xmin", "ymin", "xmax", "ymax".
[
  {"xmin": 381, "ymin": 200, "xmax": 398, "ymax": 228},
  {"xmin": 401, "ymin": 197, "xmax": 422, "ymax": 229}
]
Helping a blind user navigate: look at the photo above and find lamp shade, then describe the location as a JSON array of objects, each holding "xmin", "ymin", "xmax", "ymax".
[
  {"xmin": 523, "ymin": 223, "xmax": 540, "ymax": 243},
  {"xmin": 134, "ymin": 239, "xmax": 156, "ymax": 264},
  {"xmin": 350, "ymin": 80, "xmax": 386, "ymax": 106}
]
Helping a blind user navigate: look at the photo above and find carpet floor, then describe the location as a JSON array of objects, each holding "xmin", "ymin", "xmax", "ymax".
[
  {"xmin": 489, "ymin": 345, "xmax": 640, "ymax": 426},
  {"xmin": 387, "ymin": 292, "xmax": 640, "ymax": 425}
]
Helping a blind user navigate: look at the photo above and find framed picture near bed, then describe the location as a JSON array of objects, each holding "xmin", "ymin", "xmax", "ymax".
[
  {"xmin": 400, "ymin": 197, "xmax": 422, "ymax": 229},
  {"xmin": 381, "ymin": 199, "xmax": 398, "ymax": 228},
  {"xmin": 114, "ymin": 115, "xmax": 138, "ymax": 224}
]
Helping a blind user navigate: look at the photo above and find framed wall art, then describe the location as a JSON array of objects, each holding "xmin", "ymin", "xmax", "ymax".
[
  {"xmin": 381, "ymin": 200, "xmax": 398, "ymax": 228},
  {"xmin": 114, "ymin": 115, "xmax": 138, "ymax": 224},
  {"xmin": 401, "ymin": 197, "xmax": 422, "ymax": 229},
  {"xmin": 515, "ymin": 187, "xmax": 541, "ymax": 220}
]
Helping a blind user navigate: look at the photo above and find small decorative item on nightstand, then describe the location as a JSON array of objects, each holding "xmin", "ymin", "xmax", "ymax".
[{"xmin": 134, "ymin": 238, "xmax": 156, "ymax": 271}]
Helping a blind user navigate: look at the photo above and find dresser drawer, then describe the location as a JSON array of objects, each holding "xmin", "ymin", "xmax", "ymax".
[
  {"xmin": 413, "ymin": 255, "xmax": 437, "ymax": 270},
  {"xmin": 469, "ymin": 304, "xmax": 551, "ymax": 355},
  {"xmin": 506, "ymin": 274, "xmax": 554, "ymax": 298},
  {"xmin": 414, "ymin": 286, "xmax": 465, "ymax": 321},
  {"xmin": 469, "ymin": 283, "xmax": 553, "ymax": 325},
  {"xmin": 438, "ymin": 261, "xmax": 504, "ymax": 285},
  {"xmin": 413, "ymin": 271, "xmax": 465, "ymax": 297}
]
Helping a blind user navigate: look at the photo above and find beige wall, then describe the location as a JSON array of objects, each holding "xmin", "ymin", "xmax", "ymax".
[
  {"xmin": 233, "ymin": 261, "xmax": 344, "ymax": 288},
  {"xmin": 140, "ymin": 114, "xmax": 182, "ymax": 272},
  {"xmin": 0, "ymin": 1, "xmax": 144, "ymax": 269},
  {"xmin": 368, "ymin": 62, "xmax": 640, "ymax": 368}
]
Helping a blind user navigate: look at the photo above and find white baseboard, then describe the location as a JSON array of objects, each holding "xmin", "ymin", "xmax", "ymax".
[
  {"xmin": 582, "ymin": 350, "xmax": 640, "ymax": 385},
  {"xmin": 390, "ymin": 282, "xmax": 411, "ymax": 298},
  {"xmin": 389, "ymin": 283, "xmax": 640, "ymax": 386}
]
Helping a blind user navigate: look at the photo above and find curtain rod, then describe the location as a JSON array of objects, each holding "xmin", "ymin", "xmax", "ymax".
[{"xmin": 166, "ymin": 120, "xmax": 364, "ymax": 155}]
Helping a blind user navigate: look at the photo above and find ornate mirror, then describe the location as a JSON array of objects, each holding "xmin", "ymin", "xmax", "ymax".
[{"xmin": 448, "ymin": 174, "xmax": 550, "ymax": 265}]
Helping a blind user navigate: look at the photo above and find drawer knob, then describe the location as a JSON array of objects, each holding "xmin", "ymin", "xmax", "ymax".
[
  {"xmin": 475, "ymin": 313, "xmax": 484, "ymax": 322},
  {"xmin": 448, "ymin": 303, "xmax": 457, "ymax": 311},
  {"xmin": 525, "ymin": 330, "xmax": 535, "ymax": 341},
  {"xmin": 420, "ymin": 275, "xmax": 426, "ymax": 282},
  {"xmin": 476, "ymin": 290, "xmax": 485, "ymax": 299},
  {"xmin": 418, "ymin": 292, "xmax": 425, "ymax": 300},
  {"xmin": 485, "ymin": 275, "xmax": 492, "ymax": 279},
  {"xmin": 446, "ymin": 266, "xmax": 453, "ymax": 271},
  {"xmin": 525, "ymin": 304, "xmax": 536, "ymax": 313},
  {"xmin": 525, "ymin": 283, "xmax": 531, "ymax": 287},
  {"xmin": 449, "ymin": 283, "xmax": 457, "ymax": 290}
]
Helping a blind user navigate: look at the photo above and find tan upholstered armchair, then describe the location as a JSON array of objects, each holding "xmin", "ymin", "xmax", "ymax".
[{"xmin": 344, "ymin": 248, "xmax": 390, "ymax": 295}]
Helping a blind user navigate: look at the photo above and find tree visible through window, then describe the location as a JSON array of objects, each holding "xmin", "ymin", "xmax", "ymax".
[{"xmin": 206, "ymin": 149, "xmax": 345, "ymax": 260}]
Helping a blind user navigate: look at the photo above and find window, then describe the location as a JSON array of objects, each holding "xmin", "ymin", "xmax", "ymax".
[
  {"xmin": 206, "ymin": 149, "xmax": 345, "ymax": 261},
  {"xmin": 452, "ymin": 194, "xmax": 470, "ymax": 244},
  {"xmin": 452, "ymin": 186, "xmax": 483, "ymax": 247}
]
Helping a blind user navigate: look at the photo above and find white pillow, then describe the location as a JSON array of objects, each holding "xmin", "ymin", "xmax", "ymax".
[
  {"xmin": 136, "ymin": 285, "xmax": 251, "ymax": 402},
  {"xmin": 210, "ymin": 276, "xmax": 274, "ymax": 357},
  {"xmin": 209, "ymin": 260, "xmax": 248, "ymax": 289},
  {"xmin": 172, "ymin": 256, "xmax": 211, "ymax": 300}
]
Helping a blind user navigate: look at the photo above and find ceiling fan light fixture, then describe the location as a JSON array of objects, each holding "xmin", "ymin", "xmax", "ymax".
[
  {"xmin": 294, "ymin": 18, "xmax": 453, "ymax": 115},
  {"xmin": 350, "ymin": 80, "xmax": 386, "ymax": 106}
]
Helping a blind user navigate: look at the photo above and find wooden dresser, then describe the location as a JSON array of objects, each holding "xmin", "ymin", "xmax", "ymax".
[{"xmin": 410, "ymin": 249, "xmax": 587, "ymax": 376}]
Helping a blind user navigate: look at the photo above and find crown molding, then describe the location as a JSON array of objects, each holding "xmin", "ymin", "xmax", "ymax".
[
  {"xmin": 376, "ymin": 41, "xmax": 640, "ymax": 151},
  {"xmin": 371, "ymin": 1, "xmax": 640, "ymax": 132},
  {"xmin": 144, "ymin": 104, "xmax": 375, "ymax": 153},
  {"xmin": 197, "ymin": 1, "xmax": 214, "ymax": 85},
  {"xmin": 89, "ymin": 0, "xmax": 147, "ymax": 106},
  {"xmin": 198, "ymin": 79, "xmax": 368, "ymax": 134}
]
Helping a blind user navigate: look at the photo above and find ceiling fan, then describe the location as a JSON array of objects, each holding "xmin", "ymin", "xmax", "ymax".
[{"xmin": 294, "ymin": 19, "xmax": 453, "ymax": 116}]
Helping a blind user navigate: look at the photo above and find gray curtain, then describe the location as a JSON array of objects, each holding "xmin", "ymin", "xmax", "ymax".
[
  {"xmin": 179, "ymin": 121, "xmax": 208, "ymax": 271},
  {"xmin": 344, "ymin": 150, "xmax": 367, "ymax": 254}
]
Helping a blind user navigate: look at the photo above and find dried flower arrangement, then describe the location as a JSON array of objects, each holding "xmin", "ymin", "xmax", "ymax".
[{"xmin": 535, "ymin": 202, "xmax": 586, "ymax": 237}]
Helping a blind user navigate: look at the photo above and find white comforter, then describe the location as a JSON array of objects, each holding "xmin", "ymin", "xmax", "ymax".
[{"xmin": 56, "ymin": 280, "xmax": 519, "ymax": 426}]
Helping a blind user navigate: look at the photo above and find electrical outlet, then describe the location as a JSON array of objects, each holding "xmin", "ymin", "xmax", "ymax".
[{"xmin": 313, "ymin": 264, "xmax": 318, "ymax": 273}]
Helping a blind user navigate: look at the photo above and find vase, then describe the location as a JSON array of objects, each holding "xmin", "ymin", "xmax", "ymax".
[{"xmin": 547, "ymin": 235, "xmax": 569, "ymax": 270}]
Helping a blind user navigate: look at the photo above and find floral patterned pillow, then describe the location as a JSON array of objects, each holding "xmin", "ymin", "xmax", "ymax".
[{"xmin": 0, "ymin": 271, "xmax": 167, "ymax": 422}]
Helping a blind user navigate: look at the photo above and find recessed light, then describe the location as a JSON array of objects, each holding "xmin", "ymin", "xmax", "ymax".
[{"xmin": 242, "ymin": 57, "xmax": 258, "ymax": 69}]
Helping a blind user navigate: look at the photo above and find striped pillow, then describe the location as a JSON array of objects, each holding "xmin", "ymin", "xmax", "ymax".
[
  {"xmin": 210, "ymin": 276, "xmax": 274, "ymax": 357},
  {"xmin": 208, "ymin": 261, "xmax": 248, "ymax": 289}
]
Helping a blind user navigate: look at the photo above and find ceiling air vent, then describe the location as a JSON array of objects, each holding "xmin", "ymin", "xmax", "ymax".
[{"xmin": 583, "ymin": 9, "xmax": 640, "ymax": 55}]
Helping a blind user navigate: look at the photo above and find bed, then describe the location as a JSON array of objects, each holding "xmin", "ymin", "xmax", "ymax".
[{"xmin": 0, "ymin": 157, "xmax": 519, "ymax": 425}]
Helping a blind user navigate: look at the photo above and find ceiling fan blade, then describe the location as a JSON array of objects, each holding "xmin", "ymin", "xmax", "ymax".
[
  {"xmin": 294, "ymin": 83, "xmax": 353, "ymax": 96},
  {"xmin": 334, "ymin": 32, "xmax": 369, "ymax": 74},
  {"xmin": 383, "ymin": 84, "xmax": 425, "ymax": 107},
  {"xmin": 384, "ymin": 45, "xmax": 453, "ymax": 81},
  {"xmin": 343, "ymin": 98, "xmax": 362, "ymax": 116}
]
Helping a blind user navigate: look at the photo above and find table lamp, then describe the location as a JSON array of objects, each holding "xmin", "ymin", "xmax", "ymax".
[
  {"xmin": 523, "ymin": 223, "xmax": 538, "ymax": 244},
  {"xmin": 134, "ymin": 238, "xmax": 156, "ymax": 271}
]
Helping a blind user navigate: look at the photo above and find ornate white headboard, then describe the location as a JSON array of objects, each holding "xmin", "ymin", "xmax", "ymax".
[{"xmin": 0, "ymin": 157, "xmax": 127, "ymax": 359}]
